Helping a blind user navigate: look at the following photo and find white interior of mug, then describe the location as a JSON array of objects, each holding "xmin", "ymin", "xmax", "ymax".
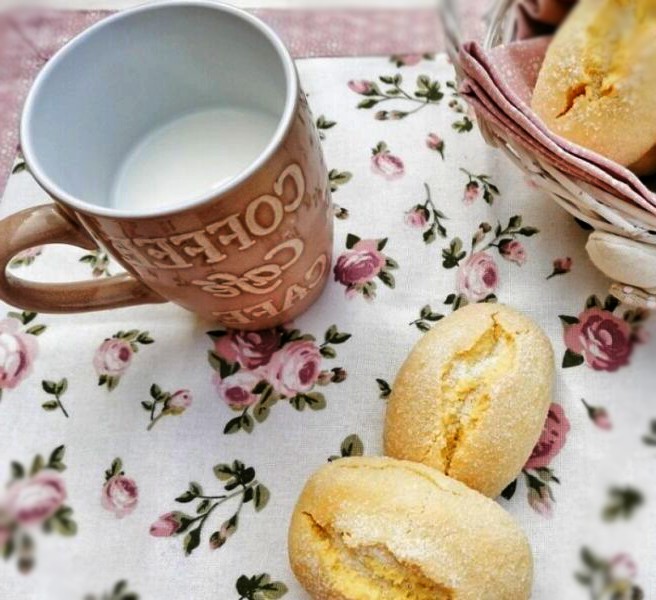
[{"xmin": 21, "ymin": 0, "xmax": 297, "ymax": 218}]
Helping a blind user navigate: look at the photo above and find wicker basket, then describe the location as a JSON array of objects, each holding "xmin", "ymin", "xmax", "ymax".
[{"xmin": 442, "ymin": 0, "xmax": 656, "ymax": 309}]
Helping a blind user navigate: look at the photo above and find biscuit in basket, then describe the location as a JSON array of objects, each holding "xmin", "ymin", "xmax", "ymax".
[
  {"xmin": 586, "ymin": 231, "xmax": 656, "ymax": 293},
  {"xmin": 384, "ymin": 303, "xmax": 554, "ymax": 498},
  {"xmin": 531, "ymin": 0, "xmax": 656, "ymax": 175},
  {"xmin": 288, "ymin": 456, "xmax": 533, "ymax": 600}
]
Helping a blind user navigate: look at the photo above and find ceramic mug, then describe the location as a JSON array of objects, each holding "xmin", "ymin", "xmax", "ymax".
[{"xmin": 2, "ymin": 1, "xmax": 333, "ymax": 330}]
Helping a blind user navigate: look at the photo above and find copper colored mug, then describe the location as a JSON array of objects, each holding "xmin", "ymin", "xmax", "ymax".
[{"xmin": 3, "ymin": 1, "xmax": 332, "ymax": 330}]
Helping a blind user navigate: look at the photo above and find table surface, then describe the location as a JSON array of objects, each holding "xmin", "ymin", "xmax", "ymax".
[{"xmin": 1, "ymin": 4, "xmax": 655, "ymax": 600}]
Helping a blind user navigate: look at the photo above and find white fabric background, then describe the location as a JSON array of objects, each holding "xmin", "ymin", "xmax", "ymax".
[{"xmin": 0, "ymin": 54, "xmax": 655, "ymax": 599}]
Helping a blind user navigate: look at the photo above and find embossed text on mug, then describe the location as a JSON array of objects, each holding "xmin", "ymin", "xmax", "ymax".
[
  {"xmin": 106, "ymin": 163, "xmax": 328, "ymax": 325},
  {"xmin": 210, "ymin": 252, "xmax": 328, "ymax": 326},
  {"xmin": 108, "ymin": 164, "xmax": 306, "ymax": 271}
]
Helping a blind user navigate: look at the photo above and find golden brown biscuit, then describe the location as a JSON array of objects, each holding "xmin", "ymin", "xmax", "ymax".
[
  {"xmin": 384, "ymin": 303, "xmax": 553, "ymax": 498},
  {"xmin": 531, "ymin": 0, "xmax": 656, "ymax": 174},
  {"xmin": 288, "ymin": 457, "xmax": 533, "ymax": 599}
]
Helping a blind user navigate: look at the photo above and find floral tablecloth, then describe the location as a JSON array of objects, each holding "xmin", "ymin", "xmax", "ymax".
[{"xmin": 1, "ymin": 50, "xmax": 655, "ymax": 599}]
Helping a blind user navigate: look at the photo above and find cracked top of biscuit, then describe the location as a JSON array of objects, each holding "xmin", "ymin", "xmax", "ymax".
[
  {"xmin": 288, "ymin": 457, "xmax": 533, "ymax": 600},
  {"xmin": 384, "ymin": 303, "xmax": 554, "ymax": 498},
  {"xmin": 531, "ymin": 0, "xmax": 656, "ymax": 169}
]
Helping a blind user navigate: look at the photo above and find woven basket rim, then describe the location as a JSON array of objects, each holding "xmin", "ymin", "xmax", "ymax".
[
  {"xmin": 477, "ymin": 0, "xmax": 656, "ymax": 230},
  {"xmin": 439, "ymin": 0, "xmax": 656, "ymax": 307}
]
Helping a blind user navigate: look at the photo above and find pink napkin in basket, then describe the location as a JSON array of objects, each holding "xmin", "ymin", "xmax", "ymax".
[{"xmin": 458, "ymin": 39, "xmax": 656, "ymax": 215}]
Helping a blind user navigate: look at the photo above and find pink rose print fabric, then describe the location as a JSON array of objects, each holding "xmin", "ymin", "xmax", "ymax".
[
  {"xmin": 404, "ymin": 183, "xmax": 448, "ymax": 245},
  {"xmin": 370, "ymin": 142, "xmax": 405, "ymax": 180},
  {"xmin": 214, "ymin": 330, "xmax": 281, "ymax": 370},
  {"xmin": 5, "ymin": 471, "xmax": 67, "ymax": 526},
  {"xmin": 525, "ymin": 403, "xmax": 570, "ymax": 470},
  {"xmin": 101, "ymin": 459, "xmax": 138, "ymax": 519},
  {"xmin": 460, "ymin": 169, "xmax": 500, "ymax": 205},
  {"xmin": 429, "ymin": 215, "xmax": 539, "ymax": 316},
  {"xmin": 9, "ymin": 246, "xmax": 43, "ymax": 269},
  {"xmin": 581, "ymin": 399, "xmax": 612, "ymax": 431},
  {"xmin": 335, "ymin": 240, "xmax": 386, "ymax": 286},
  {"xmin": 389, "ymin": 53, "xmax": 434, "ymax": 68},
  {"xmin": 456, "ymin": 252, "xmax": 499, "ymax": 302},
  {"xmin": 213, "ymin": 371, "xmax": 260, "ymax": 409},
  {"xmin": 85, "ymin": 580, "xmax": 140, "ymax": 599},
  {"xmin": 560, "ymin": 296, "xmax": 647, "ymax": 371},
  {"xmin": 609, "ymin": 554, "xmax": 638, "ymax": 580},
  {"xmin": 94, "ymin": 329, "xmax": 154, "ymax": 391},
  {"xmin": 426, "ymin": 132, "xmax": 445, "ymax": 159},
  {"xmin": 348, "ymin": 73, "xmax": 445, "ymax": 121},
  {"xmin": 150, "ymin": 459, "xmax": 269, "ymax": 555},
  {"xmin": 79, "ymin": 249, "xmax": 111, "ymax": 278},
  {"xmin": 0, "ymin": 446, "xmax": 75, "ymax": 573},
  {"xmin": 334, "ymin": 236, "xmax": 398, "ymax": 301},
  {"xmin": 564, "ymin": 309, "xmax": 633, "ymax": 371},
  {"xmin": 503, "ymin": 403, "xmax": 570, "ymax": 518},
  {"xmin": 0, "ymin": 319, "xmax": 38, "ymax": 390},
  {"xmin": 168, "ymin": 390, "xmax": 192, "ymax": 412},
  {"xmin": 463, "ymin": 181, "xmax": 481, "ymax": 205},
  {"xmin": 0, "ymin": 312, "xmax": 45, "ymax": 398},
  {"xmin": 576, "ymin": 548, "xmax": 644, "ymax": 598},
  {"xmin": 499, "ymin": 239, "xmax": 526, "ymax": 266},
  {"xmin": 404, "ymin": 206, "xmax": 428, "ymax": 228},
  {"xmin": 208, "ymin": 324, "xmax": 351, "ymax": 434},
  {"xmin": 265, "ymin": 340, "xmax": 322, "ymax": 397},
  {"xmin": 93, "ymin": 339, "xmax": 133, "ymax": 377},
  {"xmin": 348, "ymin": 79, "xmax": 375, "ymax": 95},
  {"xmin": 149, "ymin": 512, "xmax": 180, "ymax": 538},
  {"xmin": 143, "ymin": 385, "xmax": 192, "ymax": 431},
  {"xmin": 547, "ymin": 256, "xmax": 572, "ymax": 279}
]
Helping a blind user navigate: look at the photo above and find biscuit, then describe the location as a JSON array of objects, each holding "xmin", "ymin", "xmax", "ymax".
[
  {"xmin": 531, "ymin": 0, "xmax": 656, "ymax": 174},
  {"xmin": 288, "ymin": 457, "xmax": 533, "ymax": 599},
  {"xmin": 384, "ymin": 303, "xmax": 554, "ymax": 498}
]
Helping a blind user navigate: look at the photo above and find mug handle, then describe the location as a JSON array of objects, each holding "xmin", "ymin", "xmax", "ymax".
[{"xmin": 0, "ymin": 204, "xmax": 166, "ymax": 313}]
